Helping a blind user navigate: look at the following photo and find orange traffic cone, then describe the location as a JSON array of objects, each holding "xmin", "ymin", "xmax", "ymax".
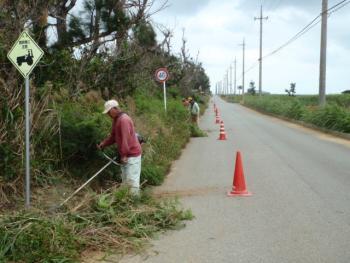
[
  {"xmin": 215, "ymin": 115, "xmax": 221, "ymax": 124},
  {"xmin": 218, "ymin": 121, "xmax": 227, "ymax": 140},
  {"xmin": 227, "ymin": 151, "xmax": 252, "ymax": 197}
]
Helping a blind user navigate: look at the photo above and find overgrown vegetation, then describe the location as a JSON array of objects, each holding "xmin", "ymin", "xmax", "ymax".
[
  {"xmin": 224, "ymin": 94, "xmax": 350, "ymax": 133},
  {"xmin": 0, "ymin": 188, "xmax": 193, "ymax": 262},
  {"xmin": 0, "ymin": 0, "xmax": 210, "ymax": 260},
  {"xmin": 0, "ymin": 0, "xmax": 210, "ymax": 204}
]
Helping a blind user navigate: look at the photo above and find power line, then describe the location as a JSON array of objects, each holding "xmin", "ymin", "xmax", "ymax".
[
  {"xmin": 262, "ymin": 0, "xmax": 350, "ymax": 60},
  {"xmin": 326, "ymin": 0, "xmax": 349, "ymax": 13},
  {"xmin": 228, "ymin": 0, "xmax": 349, "ymax": 93},
  {"xmin": 328, "ymin": 0, "xmax": 350, "ymax": 14},
  {"xmin": 236, "ymin": 61, "xmax": 259, "ymax": 83}
]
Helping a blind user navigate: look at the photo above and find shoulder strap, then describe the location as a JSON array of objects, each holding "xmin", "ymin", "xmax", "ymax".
[{"xmin": 117, "ymin": 112, "xmax": 126, "ymax": 119}]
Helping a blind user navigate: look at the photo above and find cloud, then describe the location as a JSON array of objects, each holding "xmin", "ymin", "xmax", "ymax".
[
  {"xmin": 152, "ymin": 0, "xmax": 350, "ymax": 94},
  {"xmin": 239, "ymin": 0, "xmax": 323, "ymax": 12},
  {"xmin": 153, "ymin": 0, "xmax": 211, "ymax": 15}
]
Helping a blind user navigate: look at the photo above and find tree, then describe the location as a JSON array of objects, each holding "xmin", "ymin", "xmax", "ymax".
[
  {"xmin": 285, "ymin": 82, "xmax": 296, "ymax": 96},
  {"xmin": 133, "ymin": 20, "xmax": 156, "ymax": 49},
  {"xmin": 247, "ymin": 81, "xmax": 256, "ymax": 95},
  {"xmin": 237, "ymin": 85, "xmax": 243, "ymax": 95}
]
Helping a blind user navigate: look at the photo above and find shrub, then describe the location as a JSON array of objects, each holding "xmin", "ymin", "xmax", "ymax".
[
  {"xmin": 302, "ymin": 104, "xmax": 350, "ymax": 133},
  {"xmin": 286, "ymin": 100, "xmax": 306, "ymax": 120},
  {"xmin": 190, "ymin": 124, "xmax": 207, "ymax": 137},
  {"xmin": 141, "ymin": 164, "xmax": 166, "ymax": 186},
  {"xmin": 59, "ymin": 102, "xmax": 109, "ymax": 165}
]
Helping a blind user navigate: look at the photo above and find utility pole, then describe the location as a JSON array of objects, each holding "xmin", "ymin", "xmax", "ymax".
[
  {"xmin": 224, "ymin": 74, "xmax": 227, "ymax": 95},
  {"xmin": 255, "ymin": 5, "xmax": 268, "ymax": 96},
  {"xmin": 240, "ymin": 39, "xmax": 246, "ymax": 101},
  {"xmin": 234, "ymin": 57, "xmax": 237, "ymax": 95},
  {"xmin": 319, "ymin": 0, "xmax": 328, "ymax": 107},
  {"xmin": 223, "ymin": 75, "xmax": 225, "ymax": 95},
  {"xmin": 221, "ymin": 80, "xmax": 223, "ymax": 95},
  {"xmin": 226, "ymin": 69, "xmax": 229, "ymax": 95},
  {"xmin": 229, "ymin": 64, "xmax": 233, "ymax": 94}
]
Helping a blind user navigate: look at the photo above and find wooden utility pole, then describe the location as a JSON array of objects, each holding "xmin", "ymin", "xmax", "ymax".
[
  {"xmin": 255, "ymin": 5, "xmax": 268, "ymax": 96},
  {"xmin": 319, "ymin": 0, "xmax": 328, "ymax": 107}
]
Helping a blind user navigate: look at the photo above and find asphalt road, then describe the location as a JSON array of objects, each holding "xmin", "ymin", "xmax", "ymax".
[{"xmin": 117, "ymin": 96, "xmax": 350, "ymax": 263}]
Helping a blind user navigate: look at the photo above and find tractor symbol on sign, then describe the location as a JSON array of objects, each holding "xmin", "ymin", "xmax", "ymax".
[{"xmin": 17, "ymin": 49, "xmax": 34, "ymax": 66}]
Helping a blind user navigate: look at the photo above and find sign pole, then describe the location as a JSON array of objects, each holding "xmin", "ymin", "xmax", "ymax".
[
  {"xmin": 155, "ymin": 67, "xmax": 169, "ymax": 112},
  {"xmin": 7, "ymin": 30, "xmax": 44, "ymax": 209},
  {"xmin": 25, "ymin": 77, "xmax": 30, "ymax": 208},
  {"xmin": 163, "ymin": 81, "xmax": 167, "ymax": 111}
]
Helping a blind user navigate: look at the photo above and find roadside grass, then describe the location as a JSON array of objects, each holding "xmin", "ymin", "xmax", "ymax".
[
  {"xmin": 0, "ymin": 187, "xmax": 193, "ymax": 262},
  {"xmin": 190, "ymin": 124, "xmax": 208, "ymax": 137},
  {"xmin": 224, "ymin": 94, "xmax": 350, "ymax": 134},
  {"xmin": 0, "ymin": 90, "xmax": 207, "ymax": 261}
]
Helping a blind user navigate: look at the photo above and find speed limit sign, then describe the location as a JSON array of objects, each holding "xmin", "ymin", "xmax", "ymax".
[
  {"xmin": 155, "ymin": 68, "xmax": 169, "ymax": 83},
  {"xmin": 155, "ymin": 68, "xmax": 169, "ymax": 112}
]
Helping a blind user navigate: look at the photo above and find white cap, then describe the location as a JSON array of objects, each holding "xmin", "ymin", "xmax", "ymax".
[{"xmin": 103, "ymin": 99, "xmax": 119, "ymax": 114}]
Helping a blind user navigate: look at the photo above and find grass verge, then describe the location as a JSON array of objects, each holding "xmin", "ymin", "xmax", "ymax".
[
  {"xmin": 0, "ymin": 187, "xmax": 193, "ymax": 262},
  {"xmin": 224, "ymin": 94, "xmax": 350, "ymax": 134}
]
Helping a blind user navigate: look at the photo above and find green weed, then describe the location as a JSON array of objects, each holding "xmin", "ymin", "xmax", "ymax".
[
  {"xmin": 0, "ymin": 188, "xmax": 193, "ymax": 262},
  {"xmin": 190, "ymin": 124, "xmax": 208, "ymax": 137},
  {"xmin": 224, "ymin": 94, "xmax": 350, "ymax": 134}
]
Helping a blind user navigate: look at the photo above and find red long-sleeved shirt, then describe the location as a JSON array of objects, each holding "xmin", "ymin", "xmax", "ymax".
[{"xmin": 101, "ymin": 113, "xmax": 141, "ymax": 158}]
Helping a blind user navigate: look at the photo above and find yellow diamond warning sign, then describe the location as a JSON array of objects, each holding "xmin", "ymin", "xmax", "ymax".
[{"xmin": 7, "ymin": 31, "xmax": 44, "ymax": 78}]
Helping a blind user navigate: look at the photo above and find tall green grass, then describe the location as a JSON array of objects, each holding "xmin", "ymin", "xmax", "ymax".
[
  {"xmin": 225, "ymin": 94, "xmax": 350, "ymax": 133},
  {"xmin": 1, "ymin": 90, "xmax": 207, "ymax": 261}
]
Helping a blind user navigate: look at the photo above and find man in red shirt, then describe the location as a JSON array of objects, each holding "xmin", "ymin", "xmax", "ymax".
[{"xmin": 97, "ymin": 100, "xmax": 142, "ymax": 195}]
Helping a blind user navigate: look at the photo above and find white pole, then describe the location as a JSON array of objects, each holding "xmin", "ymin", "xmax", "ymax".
[
  {"xmin": 25, "ymin": 77, "xmax": 30, "ymax": 208},
  {"xmin": 163, "ymin": 81, "xmax": 167, "ymax": 111}
]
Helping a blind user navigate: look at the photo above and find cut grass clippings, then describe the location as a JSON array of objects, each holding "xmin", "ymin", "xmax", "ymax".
[{"xmin": 0, "ymin": 187, "xmax": 193, "ymax": 263}]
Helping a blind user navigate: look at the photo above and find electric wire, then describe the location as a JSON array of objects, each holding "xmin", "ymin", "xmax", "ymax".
[
  {"xmin": 262, "ymin": 0, "xmax": 350, "ymax": 59},
  {"xmin": 218, "ymin": 0, "xmax": 350, "ymax": 92}
]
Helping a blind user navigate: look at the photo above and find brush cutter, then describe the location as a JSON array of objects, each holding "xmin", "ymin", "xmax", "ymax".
[{"xmin": 49, "ymin": 150, "xmax": 121, "ymax": 211}]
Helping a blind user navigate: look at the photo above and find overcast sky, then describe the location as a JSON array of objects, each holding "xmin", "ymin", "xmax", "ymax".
[{"xmin": 150, "ymin": 0, "xmax": 350, "ymax": 94}]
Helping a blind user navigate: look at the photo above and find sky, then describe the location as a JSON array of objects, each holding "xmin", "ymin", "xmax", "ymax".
[{"xmin": 150, "ymin": 0, "xmax": 350, "ymax": 94}]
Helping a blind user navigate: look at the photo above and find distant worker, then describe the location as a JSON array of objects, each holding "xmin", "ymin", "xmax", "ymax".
[
  {"xmin": 188, "ymin": 97, "xmax": 200, "ymax": 125},
  {"xmin": 97, "ymin": 100, "xmax": 142, "ymax": 195},
  {"xmin": 182, "ymin": 98, "xmax": 190, "ymax": 107}
]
